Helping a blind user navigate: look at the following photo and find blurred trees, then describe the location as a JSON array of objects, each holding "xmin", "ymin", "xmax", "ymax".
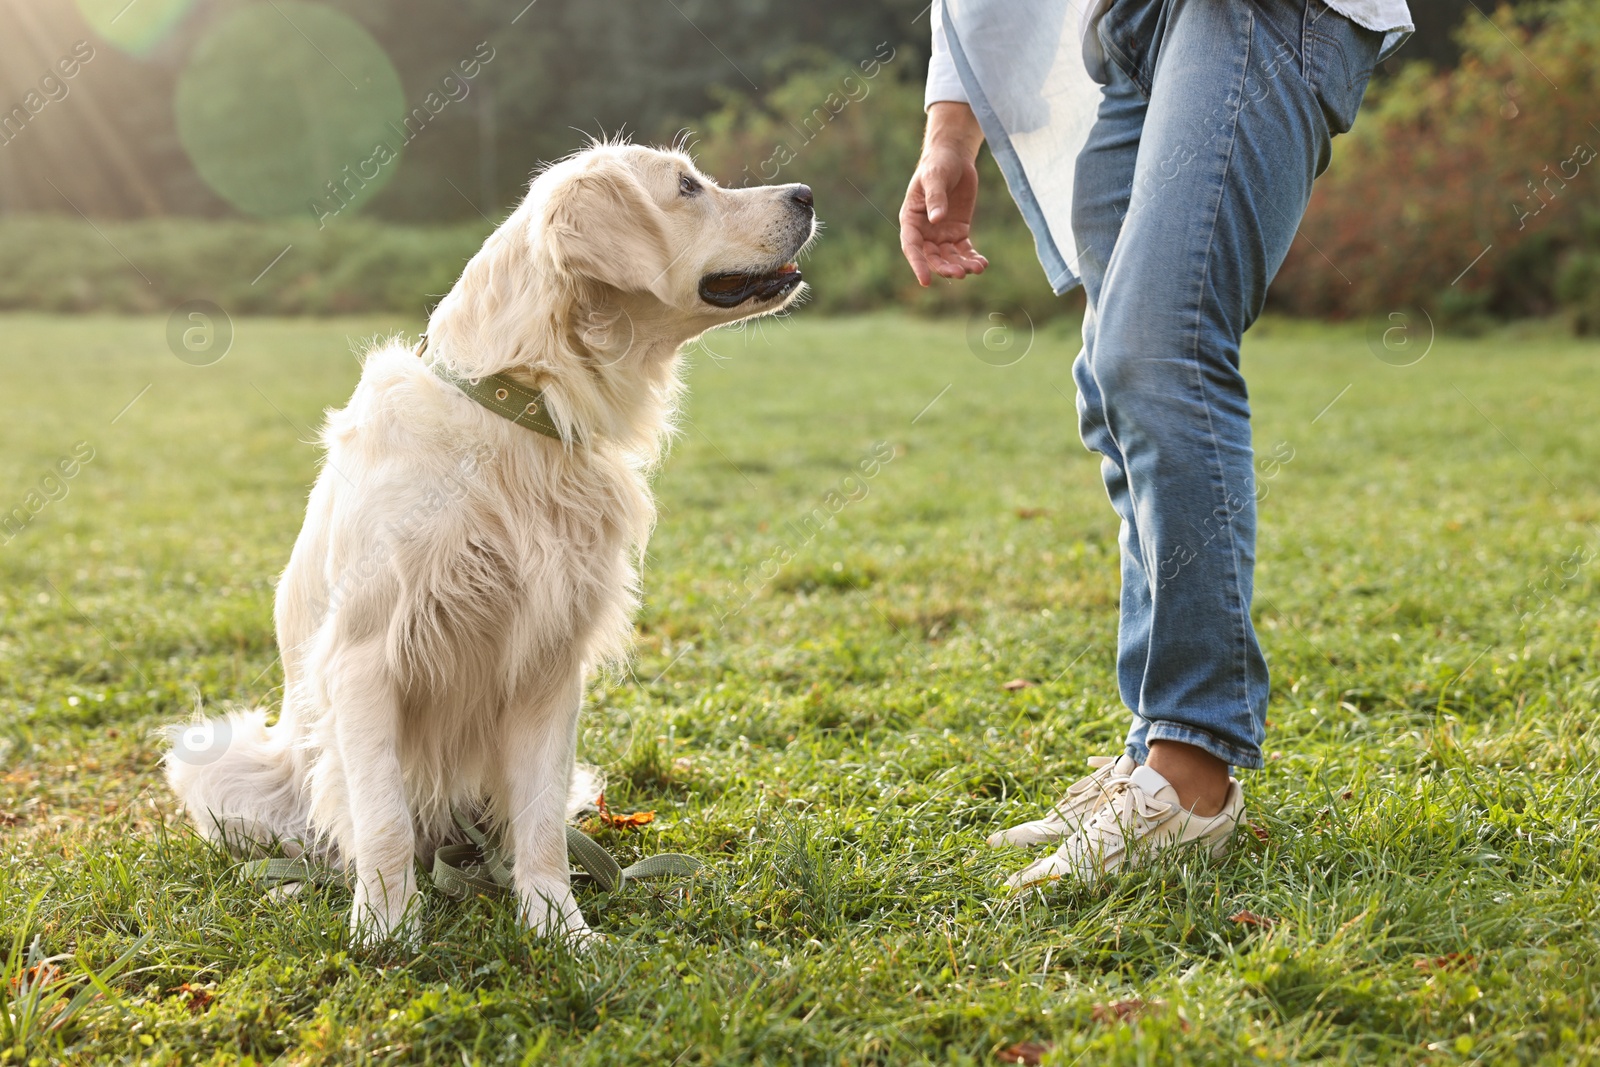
[
  {"xmin": 0, "ymin": 0, "xmax": 929, "ymax": 220},
  {"xmin": 321, "ymin": 0, "xmax": 933, "ymax": 218},
  {"xmin": 1394, "ymin": 0, "xmax": 1532, "ymax": 72},
  {"xmin": 0, "ymin": 0, "xmax": 1532, "ymax": 222}
]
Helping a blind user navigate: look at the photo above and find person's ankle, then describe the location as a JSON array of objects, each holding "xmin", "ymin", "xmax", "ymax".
[{"xmin": 1144, "ymin": 740, "xmax": 1230, "ymax": 817}]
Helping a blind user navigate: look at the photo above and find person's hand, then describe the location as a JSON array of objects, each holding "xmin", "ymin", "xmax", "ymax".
[{"xmin": 900, "ymin": 101, "xmax": 989, "ymax": 287}]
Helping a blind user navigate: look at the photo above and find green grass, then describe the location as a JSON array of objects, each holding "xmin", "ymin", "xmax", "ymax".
[{"xmin": 1, "ymin": 309, "xmax": 1598, "ymax": 1064}]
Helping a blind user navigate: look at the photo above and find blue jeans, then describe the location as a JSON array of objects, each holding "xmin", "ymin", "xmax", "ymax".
[{"xmin": 1070, "ymin": 0, "xmax": 1382, "ymax": 769}]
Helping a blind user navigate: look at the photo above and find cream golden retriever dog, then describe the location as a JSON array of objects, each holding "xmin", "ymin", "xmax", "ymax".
[{"xmin": 166, "ymin": 143, "xmax": 815, "ymax": 946}]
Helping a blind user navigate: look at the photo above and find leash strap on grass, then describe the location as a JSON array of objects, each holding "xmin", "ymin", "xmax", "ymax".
[
  {"xmin": 432, "ymin": 813, "xmax": 702, "ymax": 900},
  {"xmin": 242, "ymin": 808, "xmax": 701, "ymax": 903},
  {"xmin": 563, "ymin": 826, "xmax": 624, "ymax": 892},
  {"xmin": 615, "ymin": 851, "xmax": 704, "ymax": 883},
  {"xmin": 430, "ymin": 807, "xmax": 518, "ymax": 901},
  {"xmin": 429, "ymin": 843, "xmax": 510, "ymax": 900},
  {"xmin": 239, "ymin": 857, "xmax": 347, "ymax": 888}
]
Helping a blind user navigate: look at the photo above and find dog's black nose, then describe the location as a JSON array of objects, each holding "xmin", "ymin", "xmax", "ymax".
[{"xmin": 790, "ymin": 185, "xmax": 814, "ymax": 210}]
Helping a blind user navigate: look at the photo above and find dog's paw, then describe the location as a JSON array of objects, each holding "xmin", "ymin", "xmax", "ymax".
[
  {"xmin": 347, "ymin": 902, "xmax": 421, "ymax": 951},
  {"xmin": 551, "ymin": 923, "xmax": 608, "ymax": 954},
  {"xmin": 263, "ymin": 881, "xmax": 306, "ymax": 903},
  {"xmin": 518, "ymin": 882, "xmax": 601, "ymax": 951}
]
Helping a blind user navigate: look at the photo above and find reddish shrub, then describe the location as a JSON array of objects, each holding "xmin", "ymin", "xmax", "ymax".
[{"xmin": 1271, "ymin": 0, "xmax": 1600, "ymax": 330}]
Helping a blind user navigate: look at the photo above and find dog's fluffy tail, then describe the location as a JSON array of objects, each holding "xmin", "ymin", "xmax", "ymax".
[
  {"xmin": 567, "ymin": 763, "xmax": 605, "ymax": 821},
  {"xmin": 164, "ymin": 708, "xmax": 318, "ymax": 859}
]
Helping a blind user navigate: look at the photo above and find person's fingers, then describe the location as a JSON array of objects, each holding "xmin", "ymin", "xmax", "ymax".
[
  {"xmin": 944, "ymin": 238, "xmax": 986, "ymax": 274},
  {"xmin": 907, "ymin": 245, "xmax": 933, "ymax": 286},
  {"xmin": 900, "ymin": 228, "xmax": 933, "ymax": 286},
  {"xmin": 934, "ymin": 241, "xmax": 966, "ymax": 275},
  {"xmin": 898, "ymin": 177, "xmax": 934, "ymax": 286},
  {"xmin": 929, "ymin": 245, "xmax": 972, "ymax": 279},
  {"xmin": 900, "ymin": 158, "xmax": 988, "ymax": 284},
  {"xmin": 923, "ymin": 166, "xmax": 950, "ymax": 224}
]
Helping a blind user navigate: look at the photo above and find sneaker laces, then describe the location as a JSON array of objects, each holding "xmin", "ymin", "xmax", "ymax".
[
  {"xmin": 1042, "ymin": 755, "xmax": 1120, "ymax": 822},
  {"xmin": 1081, "ymin": 772, "xmax": 1173, "ymax": 845}
]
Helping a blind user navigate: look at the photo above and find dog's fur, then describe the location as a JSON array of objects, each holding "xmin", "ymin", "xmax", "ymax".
[{"xmin": 166, "ymin": 144, "xmax": 814, "ymax": 944}]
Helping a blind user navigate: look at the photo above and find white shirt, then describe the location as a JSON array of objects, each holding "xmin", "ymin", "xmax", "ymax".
[{"xmin": 927, "ymin": 0, "xmax": 1415, "ymax": 109}]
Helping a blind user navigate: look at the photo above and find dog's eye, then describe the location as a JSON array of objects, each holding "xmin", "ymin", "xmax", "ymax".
[{"xmin": 679, "ymin": 174, "xmax": 702, "ymax": 197}]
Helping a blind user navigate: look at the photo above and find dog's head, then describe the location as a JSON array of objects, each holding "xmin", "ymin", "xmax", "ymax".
[
  {"xmin": 426, "ymin": 143, "xmax": 816, "ymax": 447},
  {"xmin": 537, "ymin": 144, "xmax": 816, "ymax": 325}
]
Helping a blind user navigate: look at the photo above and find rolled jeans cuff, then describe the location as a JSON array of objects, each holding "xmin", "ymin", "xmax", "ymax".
[{"xmin": 1130, "ymin": 721, "xmax": 1263, "ymax": 771}]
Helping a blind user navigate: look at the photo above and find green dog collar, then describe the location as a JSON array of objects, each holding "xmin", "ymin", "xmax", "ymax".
[{"xmin": 416, "ymin": 334, "xmax": 566, "ymax": 442}]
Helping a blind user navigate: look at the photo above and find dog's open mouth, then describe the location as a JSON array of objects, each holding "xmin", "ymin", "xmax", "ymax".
[{"xmin": 697, "ymin": 263, "xmax": 802, "ymax": 308}]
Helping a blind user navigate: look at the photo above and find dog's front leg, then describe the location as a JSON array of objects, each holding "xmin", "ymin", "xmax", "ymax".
[
  {"xmin": 499, "ymin": 668, "xmax": 593, "ymax": 947},
  {"xmin": 330, "ymin": 639, "xmax": 417, "ymax": 946}
]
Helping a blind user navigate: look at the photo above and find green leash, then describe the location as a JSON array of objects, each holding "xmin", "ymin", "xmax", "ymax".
[
  {"xmin": 239, "ymin": 856, "xmax": 342, "ymax": 888},
  {"xmin": 429, "ymin": 809, "xmax": 702, "ymax": 899},
  {"xmin": 239, "ymin": 810, "xmax": 701, "ymax": 901}
]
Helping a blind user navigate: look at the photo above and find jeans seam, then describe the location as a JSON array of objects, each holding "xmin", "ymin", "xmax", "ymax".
[
  {"xmin": 1185, "ymin": 4, "xmax": 1258, "ymax": 756},
  {"xmin": 1300, "ymin": 0, "xmax": 1315, "ymax": 83}
]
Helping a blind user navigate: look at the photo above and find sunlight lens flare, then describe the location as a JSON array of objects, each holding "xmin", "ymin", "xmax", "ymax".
[
  {"xmin": 174, "ymin": 3, "xmax": 405, "ymax": 220},
  {"xmin": 75, "ymin": 0, "xmax": 196, "ymax": 56}
]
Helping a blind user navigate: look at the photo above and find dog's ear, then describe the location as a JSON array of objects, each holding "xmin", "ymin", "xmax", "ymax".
[{"xmin": 543, "ymin": 161, "xmax": 676, "ymax": 302}]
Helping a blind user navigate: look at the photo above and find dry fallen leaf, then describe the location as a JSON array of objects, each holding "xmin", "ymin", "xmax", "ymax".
[
  {"xmin": 1015, "ymin": 508, "xmax": 1048, "ymax": 520},
  {"xmin": 0, "ymin": 812, "xmax": 22, "ymax": 827},
  {"xmin": 1229, "ymin": 910, "xmax": 1275, "ymax": 928},
  {"xmin": 1092, "ymin": 998, "xmax": 1158, "ymax": 1025},
  {"xmin": 997, "ymin": 1039, "xmax": 1053, "ymax": 1064},
  {"xmin": 599, "ymin": 810, "xmax": 656, "ymax": 830},
  {"xmin": 1414, "ymin": 953, "xmax": 1477, "ymax": 973},
  {"xmin": 171, "ymin": 983, "xmax": 215, "ymax": 1014},
  {"xmin": 1247, "ymin": 822, "xmax": 1269, "ymax": 842},
  {"xmin": 1091, "ymin": 999, "xmax": 1187, "ymax": 1030},
  {"xmin": 1001, "ymin": 679, "xmax": 1036, "ymax": 691},
  {"xmin": 1341, "ymin": 790, "xmax": 1355, "ymax": 800},
  {"xmin": 593, "ymin": 793, "xmax": 656, "ymax": 830},
  {"xmin": 10, "ymin": 962, "xmax": 61, "ymax": 990}
]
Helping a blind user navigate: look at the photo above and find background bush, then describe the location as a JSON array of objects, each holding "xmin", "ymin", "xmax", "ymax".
[
  {"xmin": 1268, "ymin": 0, "xmax": 1600, "ymax": 331},
  {"xmin": 0, "ymin": 217, "xmax": 484, "ymax": 316}
]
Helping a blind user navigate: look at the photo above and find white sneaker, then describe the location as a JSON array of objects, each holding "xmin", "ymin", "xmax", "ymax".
[
  {"xmin": 1006, "ymin": 765, "xmax": 1243, "ymax": 889},
  {"xmin": 986, "ymin": 754, "xmax": 1139, "ymax": 848}
]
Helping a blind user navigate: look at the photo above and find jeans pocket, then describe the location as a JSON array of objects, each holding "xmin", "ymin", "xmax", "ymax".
[
  {"xmin": 1303, "ymin": 6, "xmax": 1384, "ymax": 135},
  {"xmin": 1098, "ymin": 0, "xmax": 1168, "ymax": 97}
]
